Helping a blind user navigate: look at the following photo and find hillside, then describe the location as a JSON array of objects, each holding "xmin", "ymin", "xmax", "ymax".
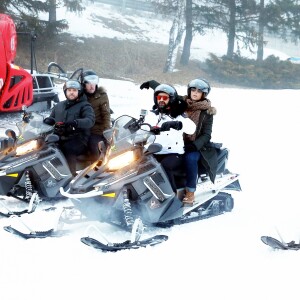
[
  {"xmin": 16, "ymin": 33, "xmax": 213, "ymax": 87},
  {"xmin": 13, "ymin": 3, "xmax": 294, "ymax": 88}
]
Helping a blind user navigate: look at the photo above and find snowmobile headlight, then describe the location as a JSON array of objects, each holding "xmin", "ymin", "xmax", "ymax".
[
  {"xmin": 16, "ymin": 140, "xmax": 38, "ymax": 156},
  {"xmin": 107, "ymin": 151, "xmax": 135, "ymax": 171}
]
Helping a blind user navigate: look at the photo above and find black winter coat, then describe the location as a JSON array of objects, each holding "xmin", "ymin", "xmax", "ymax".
[
  {"xmin": 191, "ymin": 110, "xmax": 218, "ymax": 183},
  {"xmin": 49, "ymin": 95, "xmax": 95, "ymax": 144}
]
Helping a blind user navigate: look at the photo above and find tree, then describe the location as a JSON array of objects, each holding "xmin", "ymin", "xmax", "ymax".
[
  {"xmin": 256, "ymin": 0, "xmax": 265, "ymax": 62},
  {"xmin": 0, "ymin": 0, "xmax": 85, "ymax": 35},
  {"xmin": 163, "ymin": 0, "xmax": 186, "ymax": 72},
  {"xmin": 180, "ymin": 0, "xmax": 193, "ymax": 65},
  {"xmin": 256, "ymin": 0, "xmax": 300, "ymax": 61}
]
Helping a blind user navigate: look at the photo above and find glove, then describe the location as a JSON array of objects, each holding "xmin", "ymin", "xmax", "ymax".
[
  {"xmin": 43, "ymin": 117, "xmax": 56, "ymax": 126},
  {"xmin": 54, "ymin": 122, "xmax": 65, "ymax": 136},
  {"xmin": 150, "ymin": 126, "xmax": 160, "ymax": 135},
  {"xmin": 64, "ymin": 120, "xmax": 78, "ymax": 129},
  {"xmin": 160, "ymin": 121, "xmax": 183, "ymax": 131},
  {"xmin": 22, "ymin": 112, "xmax": 31, "ymax": 123},
  {"xmin": 140, "ymin": 81, "xmax": 150, "ymax": 90},
  {"xmin": 184, "ymin": 142, "xmax": 197, "ymax": 153}
]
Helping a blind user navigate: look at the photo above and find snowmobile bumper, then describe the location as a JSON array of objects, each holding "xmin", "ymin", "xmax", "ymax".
[{"xmin": 59, "ymin": 187, "xmax": 104, "ymax": 199}]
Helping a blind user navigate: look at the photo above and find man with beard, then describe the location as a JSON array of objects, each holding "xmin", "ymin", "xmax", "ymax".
[
  {"xmin": 142, "ymin": 84, "xmax": 196, "ymax": 193},
  {"xmin": 45, "ymin": 79, "xmax": 95, "ymax": 176}
]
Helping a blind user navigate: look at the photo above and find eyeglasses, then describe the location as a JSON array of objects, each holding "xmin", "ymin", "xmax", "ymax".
[
  {"xmin": 156, "ymin": 95, "xmax": 169, "ymax": 101},
  {"xmin": 191, "ymin": 87, "xmax": 203, "ymax": 93}
]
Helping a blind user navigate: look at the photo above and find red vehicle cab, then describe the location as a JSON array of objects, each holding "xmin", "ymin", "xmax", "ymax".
[{"xmin": 0, "ymin": 14, "xmax": 33, "ymax": 112}]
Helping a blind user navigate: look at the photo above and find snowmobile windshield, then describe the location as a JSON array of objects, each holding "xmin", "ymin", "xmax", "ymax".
[
  {"xmin": 103, "ymin": 115, "xmax": 155, "ymax": 153},
  {"xmin": 16, "ymin": 112, "xmax": 54, "ymax": 144}
]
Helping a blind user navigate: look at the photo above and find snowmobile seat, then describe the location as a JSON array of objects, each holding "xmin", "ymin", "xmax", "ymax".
[{"xmin": 173, "ymin": 144, "xmax": 229, "ymax": 188}]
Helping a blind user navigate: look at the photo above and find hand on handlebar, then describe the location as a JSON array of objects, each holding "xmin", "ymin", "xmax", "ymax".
[{"xmin": 160, "ymin": 121, "xmax": 183, "ymax": 131}]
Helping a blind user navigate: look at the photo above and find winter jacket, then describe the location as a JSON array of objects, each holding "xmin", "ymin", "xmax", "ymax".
[
  {"xmin": 143, "ymin": 111, "xmax": 196, "ymax": 155},
  {"xmin": 86, "ymin": 86, "xmax": 111, "ymax": 135},
  {"xmin": 187, "ymin": 107, "xmax": 218, "ymax": 183},
  {"xmin": 49, "ymin": 94, "xmax": 95, "ymax": 144}
]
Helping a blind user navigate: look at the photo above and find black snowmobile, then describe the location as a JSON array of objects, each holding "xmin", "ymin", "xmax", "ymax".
[
  {"xmin": 0, "ymin": 110, "xmax": 79, "ymax": 216},
  {"xmin": 59, "ymin": 110, "xmax": 241, "ymax": 230}
]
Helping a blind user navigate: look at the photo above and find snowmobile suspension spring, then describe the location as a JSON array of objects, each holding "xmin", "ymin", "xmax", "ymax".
[
  {"xmin": 122, "ymin": 189, "xmax": 134, "ymax": 228},
  {"xmin": 25, "ymin": 171, "xmax": 33, "ymax": 201}
]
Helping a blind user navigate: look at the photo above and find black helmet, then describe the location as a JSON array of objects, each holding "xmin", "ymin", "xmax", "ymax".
[
  {"xmin": 63, "ymin": 79, "xmax": 82, "ymax": 97},
  {"xmin": 187, "ymin": 78, "xmax": 211, "ymax": 98},
  {"xmin": 153, "ymin": 84, "xmax": 178, "ymax": 108},
  {"xmin": 81, "ymin": 70, "xmax": 99, "ymax": 86}
]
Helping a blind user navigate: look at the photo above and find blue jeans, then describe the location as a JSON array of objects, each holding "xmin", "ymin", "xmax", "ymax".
[{"xmin": 184, "ymin": 151, "xmax": 201, "ymax": 192}]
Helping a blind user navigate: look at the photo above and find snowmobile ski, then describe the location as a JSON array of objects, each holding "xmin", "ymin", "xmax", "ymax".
[
  {"xmin": 261, "ymin": 236, "xmax": 300, "ymax": 250},
  {"xmin": 3, "ymin": 225, "xmax": 69, "ymax": 239},
  {"xmin": 80, "ymin": 234, "xmax": 168, "ymax": 252},
  {"xmin": 0, "ymin": 193, "xmax": 39, "ymax": 218}
]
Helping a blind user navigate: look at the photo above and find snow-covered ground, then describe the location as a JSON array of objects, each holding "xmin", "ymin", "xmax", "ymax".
[{"xmin": 1, "ymin": 3, "xmax": 300, "ymax": 300}]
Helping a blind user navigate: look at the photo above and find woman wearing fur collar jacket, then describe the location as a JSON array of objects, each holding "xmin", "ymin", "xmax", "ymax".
[{"xmin": 182, "ymin": 79, "xmax": 217, "ymax": 206}]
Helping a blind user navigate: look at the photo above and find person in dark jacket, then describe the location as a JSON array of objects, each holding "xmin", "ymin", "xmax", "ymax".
[
  {"xmin": 182, "ymin": 79, "xmax": 217, "ymax": 206},
  {"xmin": 81, "ymin": 70, "xmax": 111, "ymax": 162},
  {"xmin": 140, "ymin": 78, "xmax": 217, "ymax": 206},
  {"xmin": 46, "ymin": 79, "xmax": 95, "ymax": 176}
]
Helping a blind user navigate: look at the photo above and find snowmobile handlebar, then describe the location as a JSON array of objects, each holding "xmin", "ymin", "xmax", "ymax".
[{"xmin": 141, "ymin": 121, "xmax": 183, "ymax": 135}]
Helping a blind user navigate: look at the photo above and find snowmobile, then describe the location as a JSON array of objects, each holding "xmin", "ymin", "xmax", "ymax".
[
  {"xmin": 0, "ymin": 109, "xmax": 76, "ymax": 216},
  {"xmin": 0, "ymin": 105, "xmax": 114, "ymax": 217},
  {"xmin": 59, "ymin": 110, "xmax": 241, "ymax": 231}
]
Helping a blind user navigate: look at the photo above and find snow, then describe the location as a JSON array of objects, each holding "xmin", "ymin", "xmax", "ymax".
[{"xmin": 1, "ymin": 3, "xmax": 300, "ymax": 300}]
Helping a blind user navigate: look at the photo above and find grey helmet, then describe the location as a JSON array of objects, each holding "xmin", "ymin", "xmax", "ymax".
[
  {"xmin": 63, "ymin": 79, "xmax": 82, "ymax": 97},
  {"xmin": 187, "ymin": 78, "xmax": 211, "ymax": 98},
  {"xmin": 153, "ymin": 84, "xmax": 178, "ymax": 108},
  {"xmin": 81, "ymin": 70, "xmax": 99, "ymax": 86}
]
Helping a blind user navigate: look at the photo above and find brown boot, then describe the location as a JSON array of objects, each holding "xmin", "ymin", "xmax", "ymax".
[{"xmin": 182, "ymin": 190, "xmax": 195, "ymax": 206}]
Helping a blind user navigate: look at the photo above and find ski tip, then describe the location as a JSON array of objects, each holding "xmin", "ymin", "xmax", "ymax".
[{"xmin": 261, "ymin": 235, "xmax": 288, "ymax": 250}]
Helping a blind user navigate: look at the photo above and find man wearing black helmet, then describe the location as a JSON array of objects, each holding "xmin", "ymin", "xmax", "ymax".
[
  {"xmin": 142, "ymin": 83, "xmax": 196, "ymax": 193},
  {"xmin": 45, "ymin": 79, "xmax": 95, "ymax": 176},
  {"xmin": 81, "ymin": 70, "xmax": 111, "ymax": 162}
]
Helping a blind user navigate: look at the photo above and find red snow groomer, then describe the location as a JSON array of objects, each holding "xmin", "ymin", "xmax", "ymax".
[
  {"xmin": 0, "ymin": 14, "xmax": 33, "ymax": 112},
  {"xmin": 0, "ymin": 14, "xmax": 70, "ymax": 113}
]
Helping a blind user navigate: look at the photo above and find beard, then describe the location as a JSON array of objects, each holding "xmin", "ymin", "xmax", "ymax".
[
  {"xmin": 157, "ymin": 101, "xmax": 170, "ymax": 114},
  {"xmin": 158, "ymin": 101, "xmax": 167, "ymax": 109}
]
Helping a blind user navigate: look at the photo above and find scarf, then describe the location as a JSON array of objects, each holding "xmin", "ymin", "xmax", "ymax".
[{"xmin": 185, "ymin": 98, "xmax": 211, "ymax": 141}]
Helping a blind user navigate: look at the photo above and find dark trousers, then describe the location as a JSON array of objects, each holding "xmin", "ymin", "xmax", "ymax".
[
  {"xmin": 155, "ymin": 154, "xmax": 184, "ymax": 193},
  {"xmin": 88, "ymin": 133, "xmax": 106, "ymax": 162},
  {"xmin": 60, "ymin": 138, "xmax": 87, "ymax": 176}
]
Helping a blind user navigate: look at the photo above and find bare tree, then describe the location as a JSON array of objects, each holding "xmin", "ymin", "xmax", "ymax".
[
  {"xmin": 163, "ymin": 0, "xmax": 186, "ymax": 73},
  {"xmin": 180, "ymin": 0, "xmax": 193, "ymax": 65},
  {"xmin": 256, "ymin": 0, "xmax": 265, "ymax": 62}
]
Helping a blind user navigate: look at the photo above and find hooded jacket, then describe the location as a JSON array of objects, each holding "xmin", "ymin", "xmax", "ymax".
[{"xmin": 86, "ymin": 86, "xmax": 111, "ymax": 135}]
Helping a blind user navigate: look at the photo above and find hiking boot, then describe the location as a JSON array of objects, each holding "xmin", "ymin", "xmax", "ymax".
[{"xmin": 182, "ymin": 191, "xmax": 195, "ymax": 207}]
